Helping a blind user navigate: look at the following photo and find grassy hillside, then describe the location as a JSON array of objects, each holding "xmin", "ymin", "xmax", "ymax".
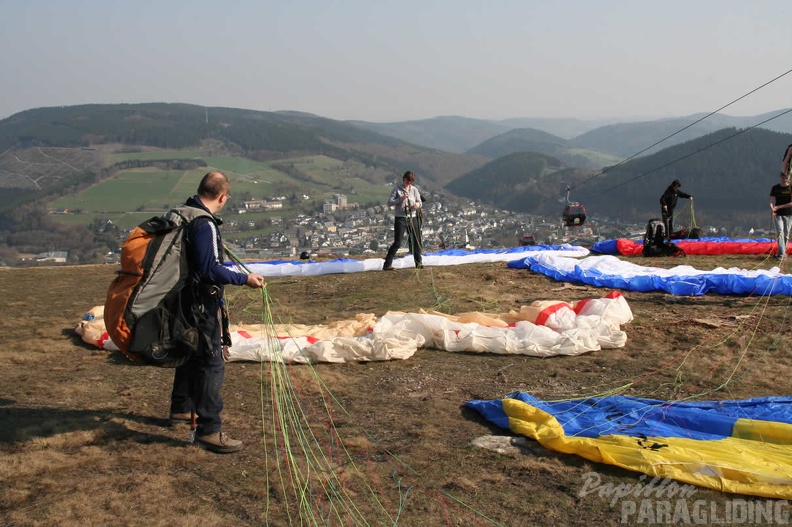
[
  {"xmin": 0, "ymin": 103, "xmax": 484, "ymax": 191},
  {"xmin": 47, "ymin": 153, "xmax": 393, "ymax": 230},
  {"xmin": 0, "ymin": 103, "xmax": 491, "ymax": 260}
]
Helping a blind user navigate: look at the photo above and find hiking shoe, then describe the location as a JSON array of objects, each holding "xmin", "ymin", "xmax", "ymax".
[
  {"xmin": 169, "ymin": 412, "xmax": 193, "ymax": 425},
  {"xmin": 195, "ymin": 432, "xmax": 243, "ymax": 454},
  {"xmin": 383, "ymin": 265, "xmax": 395, "ymax": 271},
  {"xmin": 415, "ymin": 264, "xmax": 424, "ymax": 269}
]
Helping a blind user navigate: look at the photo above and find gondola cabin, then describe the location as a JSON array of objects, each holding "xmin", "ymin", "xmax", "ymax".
[
  {"xmin": 520, "ymin": 234, "xmax": 536, "ymax": 246},
  {"xmin": 562, "ymin": 204, "xmax": 587, "ymax": 227}
]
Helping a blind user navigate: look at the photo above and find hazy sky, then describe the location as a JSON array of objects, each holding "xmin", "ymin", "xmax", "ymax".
[{"xmin": 1, "ymin": 0, "xmax": 790, "ymax": 122}]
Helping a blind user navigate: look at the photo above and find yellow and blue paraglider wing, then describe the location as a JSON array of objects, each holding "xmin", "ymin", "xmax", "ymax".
[{"xmin": 466, "ymin": 392, "xmax": 792, "ymax": 498}]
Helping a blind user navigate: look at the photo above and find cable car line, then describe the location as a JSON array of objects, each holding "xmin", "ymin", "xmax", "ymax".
[
  {"xmin": 570, "ymin": 67, "xmax": 792, "ymax": 192},
  {"xmin": 524, "ymin": 67, "xmax": 792, "ymax": 219},
  {"xmin": 590, "ymin": 107, "xmax": 792, "ymax": 196}
]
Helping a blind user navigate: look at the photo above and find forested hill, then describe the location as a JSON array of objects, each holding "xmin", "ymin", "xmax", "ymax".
[
  {"xmin": 0, "ymin": 103, "xmax": 483, "ymax": 188},
  {"xmin": 445, "ymin": 152, "xmax": 583, "ymax": 214},
  {"xmin": 447, "ymin": 127, "xmax": 792, "ymax": 226},
  {"xmin": 466, "ymin": 128, "xmax": 567, "ymax": 158}
]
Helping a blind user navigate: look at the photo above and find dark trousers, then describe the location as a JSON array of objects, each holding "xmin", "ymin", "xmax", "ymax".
[
  {"xmin": 170, "ymin": 333, "xmax": 225, "ymax": 436},
  {"xmin": 662, "ymin": 211, "xmax": 674, "ymax": 240},
  {"xmin": 384, "ymin": 216, "xmax": 422, "ymax": 267}
]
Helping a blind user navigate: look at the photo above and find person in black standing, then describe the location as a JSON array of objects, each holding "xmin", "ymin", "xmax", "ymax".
[
  {"xmin": 382, "ymin": 171, "xmax": 424, "ymax": 270},
  {"xmin": 660, "ymin": 179, "xmax": 693, "ymax": 240},
  {"xmin": 770, "ymin": 172, "xmax": 792, "ymax": 260}
]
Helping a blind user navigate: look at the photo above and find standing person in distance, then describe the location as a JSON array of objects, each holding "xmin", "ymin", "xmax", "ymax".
[
  {"xmin": 660, "ymin": 179, "xmax": 693, "ymax": 241},
  {"xmin": 169, "ymin": 171, "xmax": 266, "ymax": 454},
  {"xmin": 382, "ymin": 171, "xmax": 424, "ymax": 271},
  {"xmin": 770, "ymin": 171, "xmax": 792, "ymax": 260}
]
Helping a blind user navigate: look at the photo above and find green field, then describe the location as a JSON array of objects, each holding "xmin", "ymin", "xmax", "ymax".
[
  {"xmin": 48, "ymin": 152, "xmax": 392, "ymax": 232},
  {"xmin": 105, "ymin": 150, "xmax": 204, "ymax": 165},
  {"xmin": 203, "ymin": 155, "xmax": 298, "ymax": 197},
  {"xmin": 52, "ymin": 169, "xmax": 194, "ymax": 212}
]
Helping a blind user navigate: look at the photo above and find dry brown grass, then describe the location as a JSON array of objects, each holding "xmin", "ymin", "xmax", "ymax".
[{"xmin": 1, "ymin": 254, "xmax": 791, "ymax": 526}]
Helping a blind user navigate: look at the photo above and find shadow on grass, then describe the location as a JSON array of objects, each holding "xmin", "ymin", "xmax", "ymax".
[
  {"xmin": 61, "ymin": 327, "xmax": 173, "ymax": 366},
  {"xmin": 0, "ymin": 400, "xmax": 184, "ymax": 447}
]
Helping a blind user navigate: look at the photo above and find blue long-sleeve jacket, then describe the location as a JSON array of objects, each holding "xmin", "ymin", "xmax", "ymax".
[
  {"xmin": 185, "ymin": 196, "xmax": 247, "ymax": 288},
  {"xmin": 184, "ymin": 196, "xmax": 246, "ymax": 349}
]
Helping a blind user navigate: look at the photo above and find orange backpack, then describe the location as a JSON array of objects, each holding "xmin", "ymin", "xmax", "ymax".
[{"xmin": 104, "ymin": 206, "xmax": 211, "ymax": 367}]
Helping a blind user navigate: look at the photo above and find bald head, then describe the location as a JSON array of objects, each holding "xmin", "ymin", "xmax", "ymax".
[
  {"xmin": 196, "ymin": 171, "xmax": 231, "ymax": 214},
  {"xmin": 197, "ymin": 171, "xmax": 230, "ymax": 199}
]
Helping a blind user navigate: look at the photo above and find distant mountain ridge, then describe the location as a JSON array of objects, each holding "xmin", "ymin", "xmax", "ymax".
[
  {"xmin": 570, "ymin": 109, "xmax": 792, "ymax": 158},
  {"xmin": 351, "ymin": 109, "xmax": 792, "ymax": 160},
  {"xmin": 347, "ymin": 116, "xmax": 512, "ymax": 154}
]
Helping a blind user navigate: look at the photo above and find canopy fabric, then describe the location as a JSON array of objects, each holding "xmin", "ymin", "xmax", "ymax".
[
  {"xmin": 591, "ymin": 237, "xmax": 784, "ymax": 256},
  {"xmin": 508, "ymin": 253, "xmax": 792, "ymax": 296},
  {"xmin": 239, "ymin": 244, "xmax": 589, "ymax": 277},
  {"xmin": 76, "ymin": 292, "xmax": 632, "ymax": 363},
  {"xmin": 465, "ymin": 392, "xmax": 792, "ymax": 499}
]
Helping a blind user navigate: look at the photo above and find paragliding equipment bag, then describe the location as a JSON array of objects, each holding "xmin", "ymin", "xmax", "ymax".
[
  {"xmin": 104, "ymin": 206, "xmax": 212, "ymax": 367},
  {"xmin": 642, "ymin": 218, "xmax": 685, "ymax": 257},
  {"xmin": 670, "ymin": 228, "xmax": 702, "ymax": 240},
  {"xmin": 670, "ymin": 199, "xmax": 702, "ymax": 239}
]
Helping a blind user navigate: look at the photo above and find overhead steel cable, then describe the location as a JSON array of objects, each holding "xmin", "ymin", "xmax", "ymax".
[
  {"xmin": 527, "ymin": 67, "xmax": 792, "ymax": 213},
  {"xmin": 570, "ymin": 68, "xmax": 792, "ymax": 191},
  {"xmin": 592, "ymin": 107, "xmax": 792, "ymax": 195}
]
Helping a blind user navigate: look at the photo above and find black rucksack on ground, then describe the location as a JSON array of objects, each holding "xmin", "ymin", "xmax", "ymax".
[{"xmin": 642, "ymin": 218, "xmax": 685, "ymax": 257}]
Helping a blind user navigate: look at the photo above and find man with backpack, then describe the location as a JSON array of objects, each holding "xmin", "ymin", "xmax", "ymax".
[
  {"xmin": 660, "ymin": 180, "xmax": 693, "ymax": 241},
  {"xmin": 169, "ymin": 171, "xmax": 265, "ymax": 453}
]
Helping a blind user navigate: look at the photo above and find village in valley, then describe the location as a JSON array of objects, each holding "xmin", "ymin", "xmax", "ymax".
[
  {"xmin": 33, "ymin": 188, "xmax": 759, "ymax": 266},
  {"xmin": 178, "ymin": 191, "xmax": 737, "ymax": 262}
]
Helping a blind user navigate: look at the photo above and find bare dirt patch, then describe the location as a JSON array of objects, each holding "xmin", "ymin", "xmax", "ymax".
[{"xmin": 1, "ymin": 254, "xmax": 790, "ymax": 526}]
